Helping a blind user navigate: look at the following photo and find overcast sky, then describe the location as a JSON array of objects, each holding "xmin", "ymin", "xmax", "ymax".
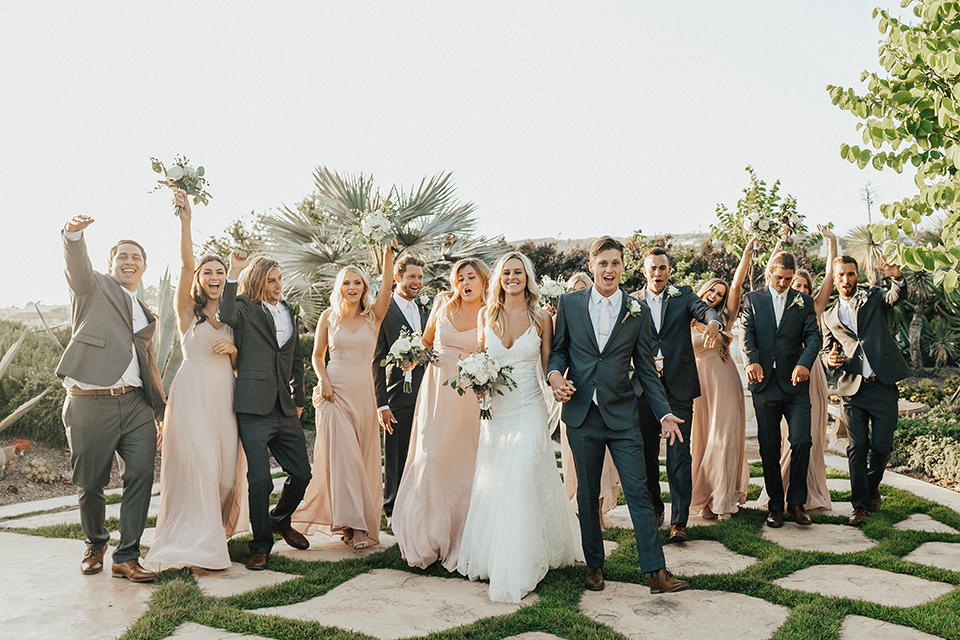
[{"xmin": 0, "ymin": 1, "xmax": 917, "ymax": 307}]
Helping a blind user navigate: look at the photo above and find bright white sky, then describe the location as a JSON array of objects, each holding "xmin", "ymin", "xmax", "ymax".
[{"xmin": 0, "ymin": 1, "xmax": 918, "ymax": 307}]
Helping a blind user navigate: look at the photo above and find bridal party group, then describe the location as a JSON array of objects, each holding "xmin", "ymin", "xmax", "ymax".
[{"xmin": 57, "ymin": 189, "xmax": 910, "ymax": 603}]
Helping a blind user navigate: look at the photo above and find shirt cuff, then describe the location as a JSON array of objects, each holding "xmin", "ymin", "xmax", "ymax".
[
  {"xmin": 64, "ymin": 229, "xmax": 83, "ymax": 241},
  {"xmin": 892, "ymin": 278, "xmax": 905, "ymax": 285},
  {"xmin": 227, "ymin": 278, "xmax": 237, "ymax": 283},
  {"xmin": 377, "ymin": 405, "xmax": 390, "ymax": 412},
  {"xmin": 659, "ymin": 413, "xmax": 678, "ymax": 425}
]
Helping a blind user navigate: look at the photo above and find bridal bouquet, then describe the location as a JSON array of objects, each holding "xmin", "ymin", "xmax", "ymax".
[
  {"xmin": 380, "ymin": 328, "xmax": 438, "ymax": 392},
  {"xmin": 539, "ymin": 276, "xmax": 566, "ymax": 307},
  {"xmin": 777, "ymin": 197, "xmax": 805, "ymax": 234},
  {"xmin": 351, "ymin": 201, "xmax": 398, "ymax": 247},
  {"xmin": 742, "ymin": 212, "xmax": 773, "ymax": 234},
  {"xmin": 444, "ymin": 350, "xmax": 517, "ymax": 420},
  {"xmin": 149, "ymin": 155, "xmax": 212, "ymax": 217}
]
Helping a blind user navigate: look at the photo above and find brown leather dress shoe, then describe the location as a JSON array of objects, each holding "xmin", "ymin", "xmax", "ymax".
[
  {"xmin": 111, "ymin": 559, "xmax": 157, "ymax": 583},
  {"xmin": 766, "ymin": 510, "xmax": 784, "ymax": 528},
  {"xmin": 584, "ymin": 566, "xmax": 604, "ymax": 591},
  {"xmin": 848, "ymin": 508, "xmax": 869, "ymax": 527},
  {"xmin": 868, "ymin": 488, "xmax": 882, "ymax": 513},
  {"xmin": 273, "ymin": 526, "xmax": 310, "ymax": 550},
  {"xmin": 787, "ymin": 505, "xmax": 811, "ymax": 526},
  {"xmin": 649, "ymin": 568, "xmax": 689, "ymax": 594},
  {"xmin": 81, "ymin": 545, "xmax": 106, "ymax": 575},
  {"xmin": 669, "ymin": 524, "xmax": 687, "ymax": 543},
  {"xmin": 246, "ymin": 552, "xmax": 269, "ymax": 571}
]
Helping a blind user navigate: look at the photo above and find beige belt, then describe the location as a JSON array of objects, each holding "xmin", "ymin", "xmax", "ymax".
[{"xmin": 68, "ymin": 385, "xmax": 140, "ymax": 397}]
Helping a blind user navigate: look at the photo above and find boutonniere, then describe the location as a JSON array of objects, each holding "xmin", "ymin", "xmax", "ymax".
[
  {"xmin": 853, "ymin": 289, "xmax": 869, "ymax": 306},
  {"xmin": 666, "ymin": 285, "xmax": 681, "ymax": 298},
  {"xmin": 622, "ymin": 297, "xmax": 644, "ymax": 324},
  {"xmin": 787, "ymin": 295, "xmax": 805, "ymax": 311},
  {"xmin": 415, "ymin": 294, "xmax": 433, "ymax": 312},
  {"xmin": 288, "ymin": 302, "xmax": 302, "ymax": 324}
]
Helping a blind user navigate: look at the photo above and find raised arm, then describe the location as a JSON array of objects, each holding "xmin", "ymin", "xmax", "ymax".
[
  {"xmin": 726, "ymin": 237, "xmax": 756, "ymax": 319},
  {"xmin": 878, "ymin": 255, "xmax": 906, "ymax": 308},
  {"xmin": 371, "ymin": 242, "xmax": 397, "ymax": 324},
  {"xmin": 420, "ymin": 301, "xmax": 442, "ymax": 351},
  {"xmin": 813, "ymin": 225, "xmax": 837, "ymax": 316},
  {"xmin": 217, "ymin": 250, "xmax": 250, "ymax": 329},
  {"xmin": 174, "ymin": 190, "xmax": 196, "ymax": 334},
  {"xmin": 477, "ymin": 307, "xmax": 488, "ymax": 352},
  {"xmin": 62, "ymin": 215, "xmax": 98, "ymax": 297}
]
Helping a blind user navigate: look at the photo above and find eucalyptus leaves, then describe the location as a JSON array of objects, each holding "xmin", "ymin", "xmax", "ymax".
[{"xmin": 149, "ymin": 155, "xmax": 212, "ymax": 217}]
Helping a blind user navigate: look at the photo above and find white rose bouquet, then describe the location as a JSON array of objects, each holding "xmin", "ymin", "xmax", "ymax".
[
  {"xmin": 742, "ymin": 212, "xmax": 772, "ymax": 234},
  {"xmin": 539, "ymin": 276, "xmax": 566, "ymax": 307},
  {"xmin": 351, "ymin": 201, "xmax": 397, "ymax": 247},
  {"xmin": 149, "ymin": 155, "xmax": 212, "ymax": 217},
  {"xmin": 380, "ymin": 328, "xmax": 438, "ymax": 392},
  {"xmin": 444, "ymin": 350, "xmax": 517, "ymax": 420}
]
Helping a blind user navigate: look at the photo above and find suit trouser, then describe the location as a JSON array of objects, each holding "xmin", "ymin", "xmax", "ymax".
[
  {"xmin": 842, "ymin": 380, "xmax": 898, "ymax": 511},
  {"xmin": 638, "ymin": 393, "xmax": 694, "ymax": 525},
  {"xmin": 63, "ymin": 389, "xmax": 156, "ymax": 564},
  {"xmin": 752, "ymin": 376, "xmax": 812, "ymax": 512},
  {"xmin": 238, "ymin": 402, "xmax": 311, "ymax": 554},
  {"xmin": 382, "ymin": 405, "xmax": 414, "ymax": 518},
  {"xmin": 566, "ymin": 404, "xmax": 665, "ymax": 573}
]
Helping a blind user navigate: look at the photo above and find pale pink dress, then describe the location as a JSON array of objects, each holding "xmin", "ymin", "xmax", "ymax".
[
  {"xmin": 758, "ymin": 361, "xmax": 832, "ymax": 511},
  {"xmin": 145, "ymin": 318, "xmax": 246, "ymax": 571},
  {"xmin": 690, "ymin": 326, "xmax": 749, "ymax": 517},
  {"xmin": 392, "ymin": 318, "xmax": 480, "ymax": 570},
  {"xmin": 292, "ymin": 322, "xmax": 382, "ymax": 544}
]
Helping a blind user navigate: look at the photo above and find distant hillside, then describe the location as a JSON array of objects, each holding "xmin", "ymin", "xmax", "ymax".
[{"xmin": 509, "ymin": 232, "xmax": 711, "ymax": 251}]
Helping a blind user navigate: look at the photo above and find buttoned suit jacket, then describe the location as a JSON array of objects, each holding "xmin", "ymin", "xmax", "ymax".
[
  {"xmin": 740, "ymin": 287, "xmax": 821, "ymax": 394},
  {"xmin": 55, "ymin": 231, "xmax": 166, "ymax": 423},
  {"xmin": 217, "ymin": 281, "xmax": 304, "ymax": 417},
  {"xmin": 548, "ymin": 287, "xmax": 671, "ymax": 430},
  {"xmin": 629, "ymin": 284, "xmax": 721, "ymax": 402},
  {"xmin": 374, "ymin": 296, "xmax": 430, "ymax": 411},
  {"xmin": 820, "ymin": 281, "xmax": 908, "ymax": 396}
]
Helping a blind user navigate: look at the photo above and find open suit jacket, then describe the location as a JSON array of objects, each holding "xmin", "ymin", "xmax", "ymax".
[
  {"xmin": 548, "ymin": 287, "xmax": 671, "ymax": 429},
  {"xmin": 820, "ymin": 281, "xmax": 908, "ymax": 395},
  {"xmin": 217, "ymin": 281, "xmax": 304, "ymax": 417},
  {"xmin": 55, "ymin": 230, "xmax": 166, "ymax": 423},
  {"xmin": 374, "ymin": 297, "xmax": 430, "ymax": 410},
  {"xmin": 740, "ymin": 287, "xmax": 821, "ymax": 394},
  {"xmin": 629, "ymin": 284, "xmax": 721, "ymax": 402}
]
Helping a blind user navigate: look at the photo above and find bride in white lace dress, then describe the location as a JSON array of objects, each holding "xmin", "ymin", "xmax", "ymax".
[{"xmin": 457, "ymin": 252, "xmax": 583, "ymax": 603}]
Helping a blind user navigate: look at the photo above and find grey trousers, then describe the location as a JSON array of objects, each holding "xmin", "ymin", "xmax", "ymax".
[{"xmin": 63, "ymin": 389, "xmax": 156, "ymax": 564}]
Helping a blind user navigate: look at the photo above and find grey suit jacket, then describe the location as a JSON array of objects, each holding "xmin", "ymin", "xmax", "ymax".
[
  {"xmin": 820, "ymin": 281, "xmax": 908, "ymax": 395},
  {"xmin": 548, "ymin": 287, "xmax": 671, "ymax": 430},
  {"xmin": 55, "ymin": 231, "xmax": 166, "ymax": 423}
]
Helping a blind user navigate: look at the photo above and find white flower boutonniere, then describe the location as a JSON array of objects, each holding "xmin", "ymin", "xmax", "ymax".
[
  {"xmin": 415, "ymin": 294, "xmax": 433, "ymax": 312},
  {"xmin": 787, "ymin": 296, "xmax": 805, "ymax": 311},
  {"xmin": 853, "ymin": 289, "xmax": 870, "ymax": 306},
  {"xmin": 623, "ymin": 297, "xmax": 644, "ymax": 324},
  {"xmin": 666, "ymin": 285, "xmax": 681, "ymax": 298}
]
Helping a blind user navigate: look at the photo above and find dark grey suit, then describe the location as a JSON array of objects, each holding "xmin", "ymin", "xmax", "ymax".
[
  {"xmin": 218, "ymin": 281, "xmax": 310, "ymax": 554},
  {"xmin": 821, "ymin": 281, "xmax": 907, "ymax": 510},
  {"xmin": 56, "ymin": 230, "xmax": 166, "ymax": 564},
  {"xmin": 741, "ymin": 287, "xmax": 821, "ymax": 511},
  {"xmin": 374, "ymin": 297, "xmax": 429, "ymax": 517},
  {"xmin": 632, "ymin": 284, "xmax": 721, "ymax": 525},
  {"xmin": 548, "ymin": 287, "xmax": 671, "ymax": 572}
]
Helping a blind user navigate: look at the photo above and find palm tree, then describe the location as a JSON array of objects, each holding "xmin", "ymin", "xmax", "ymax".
[{"xmin": 843, "ymin": 225, "xmax": 885, "ymax": 285}]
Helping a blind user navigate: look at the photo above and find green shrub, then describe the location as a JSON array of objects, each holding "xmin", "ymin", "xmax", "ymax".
[{"xmin": 904, "ymin": 434, "xmax": 960, "ymax": 483}]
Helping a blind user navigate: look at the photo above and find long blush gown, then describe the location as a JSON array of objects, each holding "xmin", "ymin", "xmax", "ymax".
[
  {"xmin": 689, "ymin": 326, "xmax": 749, "ymax": 518},
  {"xmin": 292, "ymin": 322, "xmax": 382, "ymax": 544},
  {"xmin": 758, "ymin": 361, "xmax": 832, "ymax": 511},
  {"xmin": 457, "ymin": 326, "xmax": 582, "ymax": 603},
  {"xmin": 392, "ymin": 318, "xmax": 480, "ymax": 570},
  {"xmin": 145, "ymin": 318, "xmax": 246, "ymax": 570}
]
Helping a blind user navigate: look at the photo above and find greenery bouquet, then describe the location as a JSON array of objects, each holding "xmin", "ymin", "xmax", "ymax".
[{"xmin": 150, "ymin": 155, "xmax": 212, "ymax": 217}]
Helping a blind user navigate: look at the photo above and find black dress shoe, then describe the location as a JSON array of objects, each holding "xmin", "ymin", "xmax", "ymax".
[
  {"xmin": 584, "ymin": 566, "xmax": 604, "ymax": 591},
  {"xmin": 868, "ymin": 488, "xmax": 882, "ymax": 513},
  {"xmin": 766, "ymin": 510, "xmax": 784, "ymax": 528},
  {"xmin": 787, "ymin": 505, "xmax": 811, "ymax": 526},
  {"xmin": 848, "ymin": 508, "xmax": 868, "ymax": 527}
]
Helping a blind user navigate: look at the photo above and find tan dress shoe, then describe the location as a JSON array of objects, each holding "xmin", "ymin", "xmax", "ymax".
[
  {"xmin": 848, "ymin": 508, "xmax": 869, "ymax": 527},
  {"xmin": 81, "ymin": 545, "xmax": 106, "ymax": 575},
  {"xmin": 246, "ymin": 552, "xmax": 269, "ymax": 571},
  {"xmin": 766, "ymin": 510, "xmax": 784, "ymax": 528},
  {"xmin": 649, "ymin": 568, "xmax": 689, "ymax": 593},
  {"xmin": 669, "ymin": 524, "xmax": 687, "ymax": 543},
  {"xmin": 584, "ymin": 566, "xmax": 604, "ymax": 591},
  {"xmin": 273, "ymin": 526, "xmax": 310, "ymax": 550},
  {"xmin": 111, "ymin": 559, "xmax": 157, "ymax": 583},
  {"xmin": 787, "ymin": 505, "xmax": 811, "ymax": 526}
]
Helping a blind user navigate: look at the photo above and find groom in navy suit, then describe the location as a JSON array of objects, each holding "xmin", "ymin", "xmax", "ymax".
[{"xmin": 549, "ymin": 236, "xmax": 688, "ymax": 595}]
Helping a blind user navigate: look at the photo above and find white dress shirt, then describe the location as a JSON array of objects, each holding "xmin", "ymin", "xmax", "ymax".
[
  {"xmin": 769, "ymin": 285, "xmax": 787, "ymax": 327},
  {"xmin": 265, "ymin": 300, "xmax": 295, "ymax": 347},
  {"xmin": 644, "ymin": 288, "xmax": 666, "ymax": 369},
  {"xmin": 837, "ymin": 296, "xmax": 873, "ymax": 378},
  {"xmin": 393, "ymin": 292, "xmax": 422, "ymax": 333}
]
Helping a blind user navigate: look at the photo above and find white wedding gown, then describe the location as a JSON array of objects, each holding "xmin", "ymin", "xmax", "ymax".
[{"xmin": 456, "ymin": 325, "xmax": 583, "ymax": 603}]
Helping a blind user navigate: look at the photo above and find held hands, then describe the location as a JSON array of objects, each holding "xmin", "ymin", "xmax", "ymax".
[
  {"xmin": 745, "ymin": 363, "xmax": 764, "ymax": 384},
  {"xmin": 660, "ymin": 414, "xmax": 685, "ymax": 446},
  {"xmin": 878, "ymin": 254, "xmax": 902, "ymax": 280},
  {"xmin": 156, "ymin": 422, "xmax": 163, "ymax": 451},
  {"xmin": 827, "ymin": 343, "xmax": 846, "ymax": 368},
  {"xmin": 65, "ymin": 215, "xmax": 94, "ymax": 233},
  {"xmin": 228, "ymin": 250, "xmax": 250, "ymax": 280},
  {"xmin": 548, "ymin": 371, "xmax": 576, "ymax": 403},
  {"xmin": 210, "ymin": 339, "xmax": 237, "ymax": 357},
  {"xmin": 791, "ymin": 365, "xmax": 810, "ymax": 386},
  {"xmin": 378, "ymin": 407, "xmax": 397, "ymax": 435},
  {"xmin": 174, "ymin": 188, "xmax": 192, "ymax": 221}
]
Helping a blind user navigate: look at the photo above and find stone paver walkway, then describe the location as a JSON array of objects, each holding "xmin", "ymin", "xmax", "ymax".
[
  {"xmin": 761, "ymin": 522, "xmax": 877, "ymax": 553},
  {"xmin": 894, "ymin": 514, "xmax": 960, "ymax": 534},
  {"xmin": 903, "ymin": 542, "xmax": 960, "ymax": 573},
  {"xmin": 170, "ymin": 623, "xmax": 272, "ymax": 639},
  {"xmin": 841, "ymin": 614, "xmax": 946, "ymax": 639},
  {"xmin": 273, "ymin": 531, "xmax": 398, "ymax": 562},
  {"xmin": 773, "ymin": 564, "xmax": 953, "ymax": 607},
  {"xmin": 661, "ymin": 539, "xmax": 757, "ymax": 576}
]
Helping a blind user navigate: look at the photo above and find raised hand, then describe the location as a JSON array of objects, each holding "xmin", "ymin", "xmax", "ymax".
[
  {"xmin": 745, "ymin": 362, "xmax": 764, "ymax": 384},
  {"xmin": 745, "ymin": 236, "xmax": 758, "ymax": 252},
  {"xmin": 791, "ymin": 364, "xmax": 810, "ymax": 386},
  {"xmin": 778, "ymin": 224, "xmax": 791, "ymax": 239},
  {"xmin": 827, "ymin": 342, "xmax": 845, "ymax": 368},
  {"xmin": 228, "ymin": 250, "xmax": 250, "ymax": 279},
  {"xmin": 65, "ymin": 215, "xmax": 94, "ymax": 233},
  {"xmin": 174, "ymin": 188, "xmax": 192, "ymax": 222},
  {"xmin": 878, "ymin": 254, "xmax": 902, "ymax": 280},
  {"xmin": 817, "ymin": 224, "xmax": 835, "ymax": 242}
]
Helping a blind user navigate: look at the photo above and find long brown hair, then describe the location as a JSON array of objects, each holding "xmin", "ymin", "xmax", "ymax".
[
  {"xmin": 695, "ymin": 277, "xmax": 732, "ymax": 361},
  {"xmin": 485, "ymin": 251, "xmax": 547, "ymax": 338},
  {"xmin": 190, "ymin": 255, "xmax": 227, "ymax": 326},
  {"xmin": 437, "ymin": 258, "xmax": 492, "ymax": 321},
  {"xmin": 238, "ymin": 256, "xmax": 281, "ymax": 303}
]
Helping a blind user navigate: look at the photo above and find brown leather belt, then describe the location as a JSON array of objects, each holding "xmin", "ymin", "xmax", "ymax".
[{"xmin": 68, "ymin": 385, "xmax": 140, "ymax": 397}]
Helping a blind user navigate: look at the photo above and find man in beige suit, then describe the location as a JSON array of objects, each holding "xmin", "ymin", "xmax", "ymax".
[{"xmin": 57, "ymin": 215, "xmax": 166, "ymax": 582}]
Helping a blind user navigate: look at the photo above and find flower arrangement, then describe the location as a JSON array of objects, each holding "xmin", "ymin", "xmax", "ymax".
[
  {"xmin": 351, "ymin": 201, "xmax": 398, "ymax": 247},
  {"xmin": 444, "ymin": 350, "xmax": 517, "ymax": 419},
  {"xmin": 539, "ymin": 276, "xmax": 566, "ymax": 307},
  {"xmin": 380, "ymin": 328, "xmax": 438, "ymax": 392},
  {"xmin": 149, "ymin": 155, "xmax": 212, "ymax": 217}
]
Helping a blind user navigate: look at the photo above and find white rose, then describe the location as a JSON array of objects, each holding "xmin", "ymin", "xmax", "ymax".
[
  {"xmin": 743, "ymin": 219, "xmax": 754, "ymax": 232},
  {"xmin": 758, "ymin": 219, "xmax": 770, "ymax": 231},
  {"xmin": 394, "ymin": 337, "xmax": 412, "ymax": 353},
  {"xmin": 749, "ymin": 213, "xmax": 759, "ymax": 222}
]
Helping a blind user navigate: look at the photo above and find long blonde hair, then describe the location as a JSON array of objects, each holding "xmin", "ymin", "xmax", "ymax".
[
  {"xmin": 436, "ymin": 258, "xmax": 492, "ymax": 321},
  {"xmin": 485, "ymin": 251, "xmax": 547, "ymax": 337},
  {"xmin": 329, "ymin": 265, "xmax": 377, "ymax": 327},
  {"xmin": 238, "ymin": 256, "xmax": 280, "ymax": 303},
  {"xmin": 695, "ymin": 277, "xmax": 732, "ymax": 361}
]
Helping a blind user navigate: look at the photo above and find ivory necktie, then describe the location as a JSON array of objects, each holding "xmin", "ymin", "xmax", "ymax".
[{"xmin": 597, "ymin": 296, "xmax": 612, "ymax": 351}]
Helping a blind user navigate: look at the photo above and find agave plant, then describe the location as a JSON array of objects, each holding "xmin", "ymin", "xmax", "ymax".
[
  {"xmin": 0, "ymin": 331, "xmax": 54, "ymax": 437},
  {"xmin": 922, "ymin": 316, "xmax": 959, "ymax": 371},
  {"xmin": 138, "ymin": 269, "xmax": 182, "ymax": 393}
]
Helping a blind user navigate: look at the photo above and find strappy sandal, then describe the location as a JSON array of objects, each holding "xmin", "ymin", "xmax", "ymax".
[{"xmin": 353, "ymin": 540, "xmax": 370, "ymax": 550}]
